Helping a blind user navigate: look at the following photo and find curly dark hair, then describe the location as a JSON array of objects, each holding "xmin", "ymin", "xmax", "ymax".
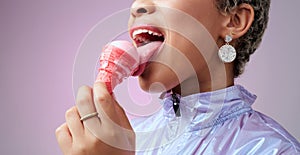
[{"xmin": 214, "ymin": 0, "xmax": 271, "ymax": 77}]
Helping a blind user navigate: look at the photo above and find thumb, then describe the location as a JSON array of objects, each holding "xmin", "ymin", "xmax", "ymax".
[
  {"xmin": 93, "ymin": 82, "xmax": 119, "ymax": 124},
  {"xmin": 93, "ymin": 82, "xmax": 135, "ymax": 151},
  {"xmin": 93, "ymin": 82, "xmax": 131, "ymax": 129}
]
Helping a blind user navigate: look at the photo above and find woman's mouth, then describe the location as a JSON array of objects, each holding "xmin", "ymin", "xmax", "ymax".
[
  {"xmin": 129, "ymin": 26, "xmax": 165, "ymax": 76},
  {"xmin": 130, "ymin": 26, "xmax": 165, "ymax": 47}
]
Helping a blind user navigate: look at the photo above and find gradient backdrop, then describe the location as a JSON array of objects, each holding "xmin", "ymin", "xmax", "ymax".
[{"xmin": 0, "ymin": 0, "xmax": 299, "ymax": 154}]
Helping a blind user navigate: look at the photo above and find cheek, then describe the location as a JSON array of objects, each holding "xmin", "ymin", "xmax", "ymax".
[
  {"xmin": 138, "ymin": 37, "xmax": 205, "ymax": 92},
  {"xmin": 159, "ymin": 11, "xmax": 217, "ymax": 74},
  {"xmin": 167, "ymin": 32, "xmax": 208, "ymax": 74}
]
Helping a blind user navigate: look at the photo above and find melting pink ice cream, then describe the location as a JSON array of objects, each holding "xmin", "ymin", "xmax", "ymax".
[{"xmin": 96, "ymin": 40, "xmax": 162, "ymax": 93}]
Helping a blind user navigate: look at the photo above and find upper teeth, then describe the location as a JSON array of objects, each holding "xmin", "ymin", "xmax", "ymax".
[{"xmin": 132, "ymin": 29, "xmax": 163, "ymax": 39}]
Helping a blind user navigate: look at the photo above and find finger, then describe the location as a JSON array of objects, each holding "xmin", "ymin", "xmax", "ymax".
[
  {"xmin": 55, "ymin": 123, "xmax": 72, "ymax": 150},
  {"xmin": 93, "ymin": 82, "xmax": 120, "ymax": 124},
  {"xmin": 113, "ymin": 101, "xmax": 133, "ymax": 130},
  {"xmin": 65, "ymin": 106, "xmax": 83, "ymax": 137},
  {"xmin": 93, "ymin": 82, "xmax": 132, "ymax": 130},
  {"xmin": 76, "ymin": 85, "xmax": 101, "ymax": 129},
  {"xmin": 93, "ymin": 82, "xmax": 135, "ymax": 150}
]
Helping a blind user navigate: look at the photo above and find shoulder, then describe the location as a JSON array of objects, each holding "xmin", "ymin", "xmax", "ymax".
[{"xmin": 229, "ymin": 110, "xmax": 300, "ymax": 154}]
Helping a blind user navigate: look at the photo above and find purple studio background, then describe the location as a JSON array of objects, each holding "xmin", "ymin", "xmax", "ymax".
[{"xmin": 0, "ymin": 0, "xmax": 299, "ymax": 154}]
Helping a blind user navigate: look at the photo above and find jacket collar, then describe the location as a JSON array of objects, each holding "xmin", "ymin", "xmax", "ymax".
[{"xmin": 161, "ymin": 85, "xmax": 256, "ymax": 130}]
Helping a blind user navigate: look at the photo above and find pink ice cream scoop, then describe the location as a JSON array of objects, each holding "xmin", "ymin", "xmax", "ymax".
[{"xmin": 96, "ymin": 40, "xmax": 162, "ymax": 94}]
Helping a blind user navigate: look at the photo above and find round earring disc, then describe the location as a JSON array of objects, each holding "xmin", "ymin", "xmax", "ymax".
[{"xmin": 218, "ymin": 44, "xmax": 236, "ymax": 63}]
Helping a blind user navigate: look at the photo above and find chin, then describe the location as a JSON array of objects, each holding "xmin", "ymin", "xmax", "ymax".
[
  {"xmin": 137, "ymin": 75, "xmax": 169, "ymax": 93},
  {"xmin": 139, "ymin": 61, "xmax": 182, "ymax": 93}
]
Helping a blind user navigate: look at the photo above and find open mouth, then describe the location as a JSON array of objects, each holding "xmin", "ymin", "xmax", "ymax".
[
  {"xmin": 129, "ymin": 26, "xmax": 165, "ymax": 76},
  {"xmin": 130, "ymin": 26, "xmax": 165, "ymax": 47}
]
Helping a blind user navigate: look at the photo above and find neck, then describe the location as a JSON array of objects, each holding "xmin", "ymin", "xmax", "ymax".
[{"xmin": 172, "ymin": 62, "xmax": 234, "ymax": 97}]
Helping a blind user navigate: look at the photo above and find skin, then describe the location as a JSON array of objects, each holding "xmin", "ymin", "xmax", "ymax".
[
  {"xmin": 129, "ymin": 0, "xmax": 254, "ymax": 95},
  {"xmin": 56, "ymin": 0, "xmax": 254, "ymax": 154}
]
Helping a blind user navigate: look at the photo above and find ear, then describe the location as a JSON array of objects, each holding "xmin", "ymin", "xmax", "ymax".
[{"xmin": 221, "ymin": 3, "xmax": 254, "ymax": 40}]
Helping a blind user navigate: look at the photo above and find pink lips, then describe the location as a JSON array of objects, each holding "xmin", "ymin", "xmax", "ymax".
[
  {"xmin": 129, "ymin": 25, "xmax": 164, "ymax": 43},
  {"xmin": 129, "ymin": 25, "xmax": 164, "ymax": 75}
]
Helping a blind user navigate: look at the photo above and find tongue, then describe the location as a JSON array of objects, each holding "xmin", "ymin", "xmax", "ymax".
[{"xmin": 132, "ymin": 41, "xmax": 163, "ymax": 76}]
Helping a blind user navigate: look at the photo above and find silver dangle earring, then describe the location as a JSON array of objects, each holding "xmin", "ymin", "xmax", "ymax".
[{"xmin": 218, "ymin": 35, "xmax": 236, "ymax": 63}]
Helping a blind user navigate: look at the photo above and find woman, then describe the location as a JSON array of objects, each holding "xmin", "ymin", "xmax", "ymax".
[{"xmin": 56, "ymin": 0, "xmax": 300, "ymax": 154}]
